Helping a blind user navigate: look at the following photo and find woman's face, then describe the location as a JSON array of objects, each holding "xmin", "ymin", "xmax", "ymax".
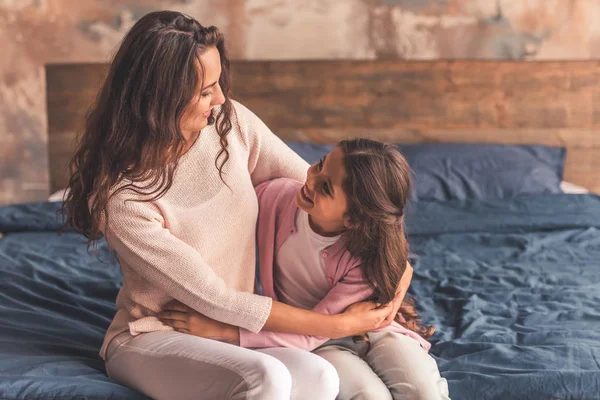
[{"xmin": 181, "ymin": 46, "xmax": 226, "ymax": 141}]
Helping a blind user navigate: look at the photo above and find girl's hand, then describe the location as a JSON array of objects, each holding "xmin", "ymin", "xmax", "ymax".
[
  {"xmin": 338, "ymin": 301, "xmax": 393, "ymax": 337},
  {"xmin": 158, "ymin": 301, "xmax": 240, "ymax": 345}
]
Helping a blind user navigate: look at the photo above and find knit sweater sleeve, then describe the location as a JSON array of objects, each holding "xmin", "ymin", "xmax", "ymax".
[
  {"xmin": 103, "ymin": 195, "xmax": 272, "ymax": 333},
  {"xmin": 233, "ymin": 101, "xmax": 309, "ymax": 186}
]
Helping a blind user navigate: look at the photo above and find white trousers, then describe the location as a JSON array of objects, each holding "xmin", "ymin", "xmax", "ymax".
[{"xmin": 105, "ymin": 330, "xmax": 339, "ymax": 400}]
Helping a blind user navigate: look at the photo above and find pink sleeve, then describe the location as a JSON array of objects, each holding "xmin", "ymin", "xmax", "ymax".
[
  {"xmin": 255, "ymin": 180, "xmax": 270, "ymax": 200},
  {"xmin": 239, "ymin": 266, "xmax": 373, "ymax": 351}
]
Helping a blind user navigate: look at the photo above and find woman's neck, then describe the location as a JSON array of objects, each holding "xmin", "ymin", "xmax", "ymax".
[{"xmin": 182, "ymin": 131, "xmax": 201, "ymax": 154}]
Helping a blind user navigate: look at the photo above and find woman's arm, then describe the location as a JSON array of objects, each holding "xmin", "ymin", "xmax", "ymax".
[
  {"xmin": 263, "ymin": 298, "xmax": 392, "ymax": 339},
  {"xmin": 234, "ymin": 101, "xmax": 309, "ymax": 186},
  {"xmin": 112, "ymin": 196, "xmax": 393, "ymax": 338},
  {"xmin": 160, "ymin": 267, "xmax": 395, "ymax": 350},
  {"xmin": 260, "ymin": 265, "xmax": 411, "ymax": 340},
  {"xmin": 256, "ymin": 264, "xmax": 412, "ymax": 344},
  {"xmin": 239, "ymin": 266, "xmax": 383, "ymax": 349},
  {"xmin": 240, "ymin": 263, "xmax": 413, "ymax": 349},
  {"xmin": 160, "ymin": 298, "xmax": 392, "ymax": 348},
  {"xmin": 103, "ymin": 196, "xmax": 272, "ymax": 333}
]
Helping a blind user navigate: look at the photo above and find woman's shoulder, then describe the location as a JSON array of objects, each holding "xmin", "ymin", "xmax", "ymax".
[
  {"xmin": 230, "ymin": 99, "xmax": 253, "ymax": 119},
  {"xmin": 219, "ymin": 100, "xmax": 258, "ymax": 148},
  {"xmin": 228, "ymin": 100, "xmax": 268, "ymax": 131}
]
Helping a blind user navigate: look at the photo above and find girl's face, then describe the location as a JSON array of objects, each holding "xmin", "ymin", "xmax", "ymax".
[
  {"xmin": 181, "ymin": 46, "xmax": 226, "ymax": 141},
  {"xmin": 295, "ymin": 146, "xmax": 349, "ymax": 235}
]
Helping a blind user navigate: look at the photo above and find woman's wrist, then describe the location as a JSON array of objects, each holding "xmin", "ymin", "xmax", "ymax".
[
  {"xmin": 325, "ymin": 313, "xmax": 351, "ymax": 339},
  {"xmin": 221, "ymin": 324, "xmax": 241, "ymax": 345}
]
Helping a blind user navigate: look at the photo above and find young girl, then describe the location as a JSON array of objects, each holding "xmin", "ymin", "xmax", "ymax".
[{"xmin": 160, "ymin": 139, "xmax": 450, "ymax": 399}]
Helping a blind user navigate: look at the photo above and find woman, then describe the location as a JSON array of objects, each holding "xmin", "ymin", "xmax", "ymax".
[{"xmin": 63, "ymin": 10, "xmax": 400, "ymax": 400}]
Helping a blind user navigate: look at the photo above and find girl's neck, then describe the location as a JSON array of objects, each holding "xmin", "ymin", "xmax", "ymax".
[{"xmin": 307, "ymin": 214, "xmax": 345, "ymax": 238}]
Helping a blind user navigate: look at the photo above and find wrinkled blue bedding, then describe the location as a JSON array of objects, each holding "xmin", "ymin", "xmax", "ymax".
[{"xmin": 1, "ymin": 195, "xmax": 599, "ymax": 399}]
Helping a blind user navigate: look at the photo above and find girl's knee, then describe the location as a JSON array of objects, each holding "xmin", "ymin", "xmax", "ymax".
[
  {"xmin": 393, "ymin": 375, "xmax": 450, "ymax": 400},
  {"xmin": 413, "ymin": 375, "xmax": 450, "ymax": 400}
]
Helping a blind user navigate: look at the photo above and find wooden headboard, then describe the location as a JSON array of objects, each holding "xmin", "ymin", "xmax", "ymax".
[{"xmin": 46, "ymin": 61, "xmax": 600, "ymax": 193}]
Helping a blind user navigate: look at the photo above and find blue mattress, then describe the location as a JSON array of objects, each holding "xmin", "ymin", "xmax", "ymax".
[{"xmin": 1, "ymin": 195, "xmax": 599, "ymax": 399}]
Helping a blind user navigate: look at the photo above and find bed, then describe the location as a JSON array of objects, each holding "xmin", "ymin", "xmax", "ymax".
[{"xmin": 1, "ymin": 60, "xmax": 599, "ymax": 399}]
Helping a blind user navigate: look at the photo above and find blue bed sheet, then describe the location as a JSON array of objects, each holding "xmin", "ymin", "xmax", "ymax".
[
  {"xmin": 1, "ymin": 195, "xmax": 599, "ymax": 399},
  {"xmin": 0, "ymin": 202, "xmax": 146, "ymax": 400}
]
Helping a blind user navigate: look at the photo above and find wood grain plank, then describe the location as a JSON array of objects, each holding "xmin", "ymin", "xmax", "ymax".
[{"xmin": 46, "ymin": 61, "xmax": 600, "ymax": 193}]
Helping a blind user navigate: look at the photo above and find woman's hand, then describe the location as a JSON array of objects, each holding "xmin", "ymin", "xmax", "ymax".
[
  {"xmin": 158, "ymin": 301, "xmax": 240, "ymax": 345},
  {"xmin": 334, "ymin": 262, "xmax": 414, "ymax": 337},
  {"xmin": 336, "ymin": 301, "xmax": 394, "ymax": 338}
]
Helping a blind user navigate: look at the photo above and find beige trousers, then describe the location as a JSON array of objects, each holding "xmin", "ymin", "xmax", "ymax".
[{"xmin": 313, "ymin": 332, "xmax": 450, "ymax": 400}]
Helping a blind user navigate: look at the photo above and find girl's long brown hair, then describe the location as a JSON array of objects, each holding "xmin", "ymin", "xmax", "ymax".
[
  {"xmin": 62, "ymin": 11, "xmax": 233, "ymax": 242},
  {"xmin": 340, "ymin": 139, "xmax": 435, "ymax": 339}
]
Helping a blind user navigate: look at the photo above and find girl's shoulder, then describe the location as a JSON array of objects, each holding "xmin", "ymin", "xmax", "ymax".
[
  {"xmin": 256, "ymin": 176, "xmax": 302, "ymax": 192},
  {"xmin": 256, "ymin": 178, "xmax": 302, "ymax": 209}
]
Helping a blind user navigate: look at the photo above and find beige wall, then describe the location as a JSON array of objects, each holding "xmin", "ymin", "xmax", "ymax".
[{"xmin": 1, "ymin": 0, "xmax": 598, "ymax": 205}]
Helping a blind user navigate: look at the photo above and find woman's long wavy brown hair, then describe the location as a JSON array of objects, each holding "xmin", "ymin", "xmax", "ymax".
[
  {"xmin": 340, "ymin": 139, "xmax": 435, "ymax": 339},
  {"xmin": 62, "ymin": 11, "xmax": 233, "ymax": 242}
]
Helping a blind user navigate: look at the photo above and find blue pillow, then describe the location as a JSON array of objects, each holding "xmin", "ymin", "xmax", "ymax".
[
  {"xmin": 286, "ymin": 141, "xmax": 565, "ymax": 201},
  {"xmin": 398, "ymin": 143, "xmax": 565, "ymax": 201},
  {"xmin": 286, "ymin": 142, "xmax": 333, "ymax": 165}
]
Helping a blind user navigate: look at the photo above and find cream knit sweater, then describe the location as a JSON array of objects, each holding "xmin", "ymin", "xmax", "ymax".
[{"xmin": 99, "ymin": 101, "xmax": 309, "ymax": 358}]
